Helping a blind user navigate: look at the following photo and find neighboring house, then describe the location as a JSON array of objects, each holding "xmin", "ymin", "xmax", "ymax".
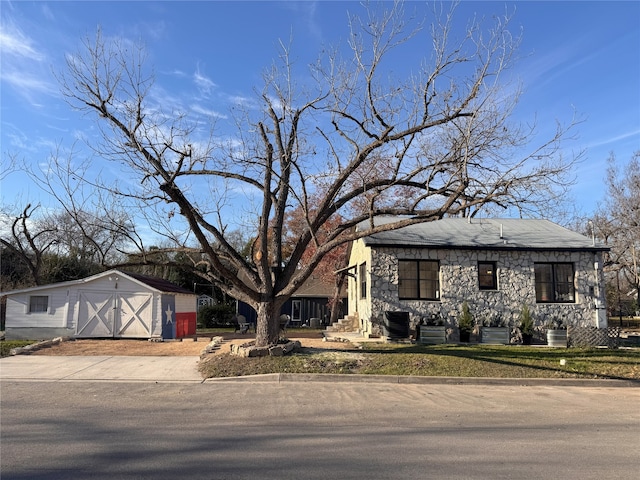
[
  {"xmin": 3, "ymin": 269, "xmax": 197, "ymax": 341},
  {"xmin": 346, "ymin": 217, "xmax": 608, "ymax": 339},
  {"xmin": 237, "ymin": 275, "xmax": 347, "ymax": 327},
  {"xmin": 197, "ymin": 294, "xmax": 215, "ymax": 311}
]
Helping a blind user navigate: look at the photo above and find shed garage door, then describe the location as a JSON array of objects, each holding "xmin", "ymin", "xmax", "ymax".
[{"xmin": 76, "ymin": 291, "xmax": 153, "ymax": 338}]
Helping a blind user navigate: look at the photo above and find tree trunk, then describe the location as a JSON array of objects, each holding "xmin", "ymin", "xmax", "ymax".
[
  {"xmin": 328, "ymin": 274, "xmax": 346, "ymax": 325},
  {"xmin": 255, "ymin": 301, "xmax": 281, "ymax": 347}
]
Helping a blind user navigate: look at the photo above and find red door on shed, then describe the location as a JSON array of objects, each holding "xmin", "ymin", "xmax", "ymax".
[{"xmin": 176, "ymin": 312, "xmax": 196, "ymax": 337}]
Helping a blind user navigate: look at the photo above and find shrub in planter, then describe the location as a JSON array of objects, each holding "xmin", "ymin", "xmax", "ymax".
[
  {"xmin": 545, "ymin": 317, "xmax": 567, "ymax": 347},
  {"xmin": 480, "ymin": 314, "xmax": 510, "ymax": 344},
  {"xmin": 418, "ymin": 314, "xmax": 447, "ymax": 344},
  {"xmin": 424, "ymin": 313, "xmax": 445, "ymax": 326},
  {"xmin": 519, "ymin": 304, "xmax": 535, "ymax": 345},
  {"xmin": 458, "ymin": 301, "xmax": 474, "ymax": 342}
]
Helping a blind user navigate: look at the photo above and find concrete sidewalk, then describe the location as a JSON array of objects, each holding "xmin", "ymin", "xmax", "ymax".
[{"xmin": 0, "ymin": 355, "xmax": 204, "ymax": 383}]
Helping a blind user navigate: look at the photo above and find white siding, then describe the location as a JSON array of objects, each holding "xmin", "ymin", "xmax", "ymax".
[
  {"xmin": 5, "ymin": 285, "xmax": 70, "ymax": 328},
  {"xmin": 175, "ymin": 294, "xmax": 196, "ymax": 314},
  {"xmin": 347, "ymin": 238, "xmax": 372, "ymax": 333}
]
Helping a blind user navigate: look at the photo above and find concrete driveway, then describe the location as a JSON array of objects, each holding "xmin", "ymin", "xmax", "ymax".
[{"xmin": 0, "ymin": 355, "xmax": 204, "ymax": 383}]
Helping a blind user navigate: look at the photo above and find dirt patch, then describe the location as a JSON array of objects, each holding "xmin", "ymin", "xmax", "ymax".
[{"xmin": 29, "ymin": 332, "xmax": 356, "ymax": 356}]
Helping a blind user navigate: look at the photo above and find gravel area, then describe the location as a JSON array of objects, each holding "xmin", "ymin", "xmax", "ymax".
[{"xmin": 29, "ymin": 331, "xmax": 356, "ymax": 356}]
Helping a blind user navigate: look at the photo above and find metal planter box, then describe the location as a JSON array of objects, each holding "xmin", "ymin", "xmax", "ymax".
[
  {"xmin": 419, "ymin": 325, "xmax": 447, "ymax": 344},
  {"xmin": 546, "ymin": 329, "xmax": 568, "ymax": 347},
  {"xmin": 481, "ymin": 327, "xmax": 510, "ymax": 344}
]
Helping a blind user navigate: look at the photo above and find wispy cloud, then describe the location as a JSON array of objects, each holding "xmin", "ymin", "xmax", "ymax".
[
  {"xmin": 0, "ymin": 23, "xmax": 44, "ymax": 60},
  {"xmin": 280, "ymin": 1, "xmax": 323, "ymax": 43},
  {"xmin": 40, "ymin": 3, "xmax": 56, "ymax": 23},
  {"xmin": 1, "ymin": 70, "xmax": 55, "ymax": 97},
  {"xmin": 166, "ymin": 69, "xmax": 188, "ymax": 78},
  {"xmin": 193, "ymin": 64, "xmax": 216, "ymax": 96},
  {"xmin": 3, "ymin": 129, "xmax": 36, "ymax": 153},
  {"xmin": 190, "ymin": 104, "xmax": 227, "ymax": 119},
  {"xmin": 584, "ymin": 129, "xmax": 640, "ymax": 150},
  {"xmin": 0, "ymin": 19, "xmax": 57, "ymax": 102},
  {"xmin": 228, "ymin": 95, "xmax": 257, "ymax": 109}
]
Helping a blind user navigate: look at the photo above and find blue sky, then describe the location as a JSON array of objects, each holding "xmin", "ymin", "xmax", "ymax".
[{"xmin": 1, "ymin": 1, "xmax": 639, "ymax": 228}]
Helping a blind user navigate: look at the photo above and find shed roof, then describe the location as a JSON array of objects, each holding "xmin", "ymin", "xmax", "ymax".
[
  {"xmin": 122, "ymin": 271, "xmax": 195, "ymax": 295},
  {"xmin": 1, "ymin": 269, "xmax": 196, "ymax": 296},
  {"xmin": 359, "ymin": 217, "xmax": 607, "ymax": 251}
]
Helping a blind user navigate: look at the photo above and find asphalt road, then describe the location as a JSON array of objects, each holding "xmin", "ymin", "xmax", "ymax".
[{"xmin": 2, "ymin": 379, "xmax": 639, "ymax": 480}]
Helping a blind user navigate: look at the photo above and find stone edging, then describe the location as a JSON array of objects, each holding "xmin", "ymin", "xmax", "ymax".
[
  {"xmin": 9, "ymin": 337, "xmax": 67, "ymax": 356},
  {"xmin": 200, "ymin": 336, "xmax": 225, "ymax": 357},
  {"xmin": 229, "ymin": 340, "xmax": 302, "ymax": 357}
]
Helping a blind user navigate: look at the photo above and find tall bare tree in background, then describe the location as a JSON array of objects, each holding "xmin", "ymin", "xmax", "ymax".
[
  {"xmin": 592, "ymin": 152, "xmax": 640, "ymax": 316},
  {"xmin": 0, "ymin": 203, "xmax": 127, "ymax": 288},
  {"xmin": 1, "ymin": 148, "xmax": 138, "ymax": 288},
  {"xmin": 57, "ymin": 2, "xmax": 580, "ymax": 346}
]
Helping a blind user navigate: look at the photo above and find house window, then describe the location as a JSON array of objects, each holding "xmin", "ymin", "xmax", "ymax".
[
  {"xmin": 359, "ymin": 263, "xmax": 367, "ymax": 299},
  {"xmin": 535, "ymin": 263, "xmax": 575, "ymax": 303},
  {"xmin": 292, "ymin": 300, "xmax": 302, "ymax": 322},
  {"xmin": 29, "ymin": 295, "xmax": 49, "ymax": 313},
  {"xmin": 478, "ymin": 261, "xmax": 497, "ymax": 290},
  {"xmin": 398, "ymin": 260, "xmax": 440, "ymax": 300}
]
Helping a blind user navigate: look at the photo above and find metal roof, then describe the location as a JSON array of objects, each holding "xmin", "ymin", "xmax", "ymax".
[
  {"xmin": 122, "ymin": 271, "xmax": 196, "ymax": 295},
  {"xmin": 359, "ymin": 217, "xmax": 608, "ymax": 251},
  {"xmin": 1, "ymin": 269, "xmax": 196, "ymax": 296}
]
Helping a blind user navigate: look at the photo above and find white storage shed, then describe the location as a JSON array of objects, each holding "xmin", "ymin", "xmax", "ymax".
[{"xmin": 3, "ymin": 270, "xmax": 197, "ymax": 341}]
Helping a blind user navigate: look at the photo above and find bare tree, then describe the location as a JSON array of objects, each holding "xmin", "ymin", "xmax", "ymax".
[
  {"xmin": 592, "ymin": 152, "xmax": 640, "ymax": 314},
  {"xmin": 0, "ymin": 204, "xmax": 58, "ymax": 285},
  {"xmin": 58, "ymin": 3, "xmax": 580, "ymax": 346},
  {"xmin": 0, "ymin": 201, "xmax": 132, "ymax": 286},
  {"xmin": 1, "ymin": 146, "xmax": 139, "ymax": 286},
  {"xmin": 26, "ymin": 145, "xmax": 143, "ymax": 263}
]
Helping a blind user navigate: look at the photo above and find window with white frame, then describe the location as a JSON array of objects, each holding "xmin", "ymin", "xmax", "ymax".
[{"xmin": 29, "ymin": 295, "xmax": 49, "ymax": 313}]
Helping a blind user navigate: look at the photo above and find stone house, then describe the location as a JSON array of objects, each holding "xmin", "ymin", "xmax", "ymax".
[{"xmin": 346, "ymin": 217, "xmax": 608, "ymax": 340}]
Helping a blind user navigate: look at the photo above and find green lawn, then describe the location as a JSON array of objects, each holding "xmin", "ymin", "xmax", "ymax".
[
  {"xmin": 4, "ymin": 335, "xmax": 638, "ymax": 381},
  {"xmin": 199, "ymin": 343, "xmax": 640, "ymax": 380}
]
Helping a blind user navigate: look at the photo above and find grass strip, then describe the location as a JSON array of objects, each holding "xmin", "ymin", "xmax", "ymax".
[{"xmin": 199, "ymin": 344, "xmax": 640, "ymax": 380}]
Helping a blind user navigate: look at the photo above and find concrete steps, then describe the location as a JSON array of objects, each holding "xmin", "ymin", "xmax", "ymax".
[{"xmin": 325, "ymin": 315, "xmax": 359, "ymax": 333}]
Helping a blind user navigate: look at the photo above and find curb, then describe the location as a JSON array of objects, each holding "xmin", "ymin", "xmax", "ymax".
[{"xmin": 204, "ymin": 372, "xmax": 640, "ymax": 387}]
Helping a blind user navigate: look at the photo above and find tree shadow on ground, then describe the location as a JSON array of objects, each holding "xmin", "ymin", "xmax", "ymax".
[{"xmin": 358, "ymin": 343, "xmax": 640, "ymax": 382}]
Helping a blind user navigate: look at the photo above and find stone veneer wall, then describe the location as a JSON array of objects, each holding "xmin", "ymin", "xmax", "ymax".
[{"xmin": 355, "ymin": 244, "xmax": 606, "ymax": 339}]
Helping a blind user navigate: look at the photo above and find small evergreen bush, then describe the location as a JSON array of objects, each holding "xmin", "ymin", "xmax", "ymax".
[
  {"xmin": 519, "ymin": 304, "xmax": 534, "ymax": 336},
  {"xmin": 458, "ymin": 301, "xmax": 474, "ymax": 334}
]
